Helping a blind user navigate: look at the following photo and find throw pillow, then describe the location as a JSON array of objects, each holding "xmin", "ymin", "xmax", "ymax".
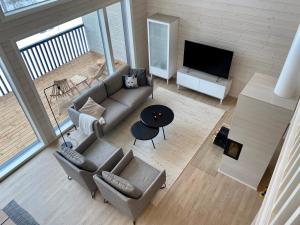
[
  {"xmin": 58, "ymin": 148, "xmax": 98, "ymax": 172},
  {"xmin": 123, "ymin": 75, "xmax": 139, "ymax": 89},
  {"xmin": 130, "ymin": 68, "xmax": 148, "ymax": 86},
  {"xmin": 79, "ymin": 97, "xmax": 106, "ymax": 120},
  {"xmin": 101, "ymin": 171, "xmax": 142, "ymax": 199}
]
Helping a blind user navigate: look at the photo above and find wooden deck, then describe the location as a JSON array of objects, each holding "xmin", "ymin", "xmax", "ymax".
[{"xmin": 0, "ymin": 52, "xmax": 123, "ymax": 165}]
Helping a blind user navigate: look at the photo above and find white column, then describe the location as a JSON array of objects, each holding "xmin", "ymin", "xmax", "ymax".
[
  {"xmin": 274, "ymin": 25, "xmax": 300, "ymax": 98},
  {"xmin": 97, "ymin": 9, "xmax": 115, "ymax": 75},
  {"xmin": 121, "ymin": 0, "xmax": 136, "ymax": 67},
  {"xmin": 0, "ymin": 41, "xmax": 56, "ymax": 145}
]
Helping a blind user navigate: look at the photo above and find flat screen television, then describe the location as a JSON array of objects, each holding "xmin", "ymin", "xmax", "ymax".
[{"xmin": 183, "ymin": 40, "xmax": 233, "ymax": 79}]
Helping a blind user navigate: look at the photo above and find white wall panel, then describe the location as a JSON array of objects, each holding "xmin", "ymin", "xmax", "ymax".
[{"xmin": 146, "ymin": 0, "xmax": 300, "ymax": 96}]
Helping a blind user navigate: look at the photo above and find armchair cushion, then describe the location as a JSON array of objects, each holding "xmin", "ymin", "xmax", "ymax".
[
  {"xmin": 129, "ymin": 68, "xmax": 147, "ymax": 86},
  {"xmin": 102, "ymin": 171, "xmax": 142, "ymax": 199},
  {"xmin": 58, "ymin": 148, "xmax": 97, "ymax": 172},
  {"xmin": 119, "ymin": 156, "xmax": 160, "ymax": 192},
  {"xmin": 82, "ymin": 138, "xmax": 118, "ymax": 167},
  {"xmin": 79, "ymin": 97, "xmax": 106, "ymax": 119}
]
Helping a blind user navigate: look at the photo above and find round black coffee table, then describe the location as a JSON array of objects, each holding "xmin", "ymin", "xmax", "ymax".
[
  {"xmin": 140, "ymin": 105, "xmax": 174, "ymax": 140},
  {"xmin": 131, "ymin": 121, "xmax": 159, "ymax": 149}
]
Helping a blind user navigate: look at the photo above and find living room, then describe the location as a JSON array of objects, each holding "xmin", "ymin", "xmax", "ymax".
[{"xmin": 0, "ymin": 0, "xmax": 299, "ymax": 225}]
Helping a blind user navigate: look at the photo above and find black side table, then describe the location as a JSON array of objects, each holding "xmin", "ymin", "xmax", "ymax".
[
  {"xmin": 131, "ymin": 121, "xmax": 159, "ymax": 149},
  {"xmin": 140, "ymin": 105, "xmax": 174, "ymax": 139}
]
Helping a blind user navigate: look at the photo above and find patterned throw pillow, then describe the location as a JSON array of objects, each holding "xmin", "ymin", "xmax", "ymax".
[
  {"xmin": 123, "ymin": 75, "xmax": 139, "ymax": 89},
  {"xmin": 101, "ymin": 171, "xmax": 142, "ymax": 199},
  {"xmin": 58, "ymin": 148, "xmax": 98, "ymax": 172},
  {"xmin": 129, "ymin": 68, "xmax": 148, "ymax": 86},
  {"xmin": 79, "ymin": 97, "xmax": 106, "ymax": 119}
]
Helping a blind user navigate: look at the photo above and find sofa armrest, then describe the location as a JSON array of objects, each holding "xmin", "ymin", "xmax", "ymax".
[
  {"xmin": 54, "ymin": 152, "xmax": 98, "ymax": 192},
  {"xmin": 97, "ymin": 147, "xmax": 124, "ymax": 173},
  {"xmin": 93, "ymin": 121, "xmax": 105, "ymax": 138},
  {"xmin": 68, "ymin": 106, "xmax": 80, "ymax": 127},
  {"xmin": 75, "ymin": 132, "xmax": 97, "ymax": 154},
  {"xmin": 142, "ymin": 170, "xmax": 166, "ymax": 199},
  {"xmin": 111, "ymin": 150, "xmax": 134, "ymax": 175},
  {"xmin": 147, "ymin": 75, "xmax": 153, "ymax": 87},
  {"xmin": 127, "ymin": 170, "xmax": 166, "ymax": 219}
]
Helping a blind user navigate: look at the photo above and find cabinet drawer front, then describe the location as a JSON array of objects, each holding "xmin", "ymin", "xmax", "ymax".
[
  {"xmin": 199, "ymin": 79, "xmax": 226, "ymax": 98},
  {"xmin": 177, "ymin": 73, "xmax": 200, "ymax": 90}
]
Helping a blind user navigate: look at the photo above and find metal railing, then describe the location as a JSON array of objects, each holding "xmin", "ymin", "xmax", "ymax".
[
  {"xmin": 0, "ymin": 67, "xmax": 11, "ymax": 96},
  {"xmin": 0, "ymin": 24, "xmax": 89, "ymax": 96}
]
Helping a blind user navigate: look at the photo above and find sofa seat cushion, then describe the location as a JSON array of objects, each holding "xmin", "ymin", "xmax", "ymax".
[
  {"xmin": 82, "ymin": 139, "xmax": 117, "ymax": 167},
  {"xmin": 58, "ymin": 148, "xmax": 98, "ymax": 172},
  {"xmin": 100, "ymin": 98, "xmax": 130, "ymax": 132},
  {"xmin": 119, "ymin": 157, "xmax": 160, "ymax": 192},
  {"xmin": 102, "ymin": 171, "xmax": 142, "ymax": 199},
  {"xmin": 110, "ymin": 87, "xmax": 152, "ymax": 107},
  {"xmin": 73, "ymin": 83, "xmax": 107, "ymax": 110}
]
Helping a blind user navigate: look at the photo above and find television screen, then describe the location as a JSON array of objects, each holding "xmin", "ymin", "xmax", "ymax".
[{"xmin": 183, "ymin": 41, "xmax": 233, "ymax": 79}]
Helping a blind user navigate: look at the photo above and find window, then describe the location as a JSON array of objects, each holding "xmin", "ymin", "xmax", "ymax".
[
  {"xmin": 0, "ymin": 0, "xmax": 135, "ymax": 179},
  {"xmin": 0, "ymin": 59, "xmax": 40, "ymax": 180},
  {"xmin": 106, "ymin": 2, "xmax": 127, "ymax": 66},
  {"xmin": 0, "ymin": 0, "xmax": 54, "ymax": 14},
  {"xmin": 18, "ymin": 15, "xmax": 108, "ymax": 129}
]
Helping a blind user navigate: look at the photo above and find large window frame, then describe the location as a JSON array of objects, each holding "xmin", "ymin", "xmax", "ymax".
[
  {"xmin": 0, "ymin": 0, "xmax": 137, "ymax": 180},
  {"xmin": 0, "ymin": 55, "xmax": 45, "ymax": 181},
  {"xmin": 0, "ymin": 0, "xmax": 71, "ymax": 22}
]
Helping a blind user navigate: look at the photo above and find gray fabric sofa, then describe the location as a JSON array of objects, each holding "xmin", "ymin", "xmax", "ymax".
[
  {"xmin": 68, "ymin": 65, "xmax": 153, "ymax": 136},
  {"xmin": 93, "ymin": 150, "xmax": 166, "ymax": 224},
  {"xmin": 53, "ymin": 131, "xmax": 124, "ymax": 198}
]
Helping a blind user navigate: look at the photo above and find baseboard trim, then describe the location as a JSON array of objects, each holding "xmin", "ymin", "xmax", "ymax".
[{"xmin": 218, "ymin": 168, "xmax": 257, "ymax": 191}]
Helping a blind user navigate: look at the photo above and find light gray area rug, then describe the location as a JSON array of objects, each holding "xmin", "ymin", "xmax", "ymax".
[{"xmin": 105, "ymin": 87, "xmax": 225, "ymax": 206}]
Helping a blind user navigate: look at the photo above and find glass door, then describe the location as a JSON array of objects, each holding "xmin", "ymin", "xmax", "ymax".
[
  {"xmin": 149, "ymin": 21, "xmax": 168, "ymax": 71},
  {"xmin": 0, "ymin": 59, "xmax": 40, "ymax": 176}
]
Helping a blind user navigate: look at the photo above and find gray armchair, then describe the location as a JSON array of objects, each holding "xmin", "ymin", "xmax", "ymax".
[
  {"xmin": 93, "ymin": 150, "xmax": 166, "ymax": 224},
  {"xmin": 53, "ymin": 131, "xmax": 124, "ymax": 198}
]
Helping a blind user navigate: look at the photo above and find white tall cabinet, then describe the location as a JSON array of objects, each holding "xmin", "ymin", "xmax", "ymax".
[{"xmin": 147, "ymin": 13, "xmax": 179, "ymax": 84}]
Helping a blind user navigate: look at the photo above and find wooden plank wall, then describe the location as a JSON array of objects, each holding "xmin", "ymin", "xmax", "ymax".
[{"xmin": 146, "ymin": 0, "xmax": 300, "ymax": 96}]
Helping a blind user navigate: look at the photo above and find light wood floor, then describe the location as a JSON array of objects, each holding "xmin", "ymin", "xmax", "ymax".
[
  {"xmin": 0, "ymin": 78, "xmax": 265, "ymax": 225},
  {"xmin": 0, "ymin": 52, "xmax": 124, "ymax": 164}
]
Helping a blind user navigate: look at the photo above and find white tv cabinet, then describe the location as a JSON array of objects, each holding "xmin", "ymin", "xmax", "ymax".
[{"xmin": 177, "ymin": 67, "xmax": 232, "ymax": 103}]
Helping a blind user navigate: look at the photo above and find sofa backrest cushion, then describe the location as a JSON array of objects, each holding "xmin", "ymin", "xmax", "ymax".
[
  {"xmin": 58, "ymin": 148, "xmax": 98, "ymax": 172},
  {"xmin": 102, "ymin": 171, "xmax": 142, "ymax": 199},
  {"xmin": 73, "ymin": 82, "xmax": 107, "ymax": 110},
  {"xmin": 104, "ymin": 64, "xmax": 130, "ymax": 96},
  {"xmin": 129, "ymin": 68, "xmax": 148, "ymax": 86}
]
